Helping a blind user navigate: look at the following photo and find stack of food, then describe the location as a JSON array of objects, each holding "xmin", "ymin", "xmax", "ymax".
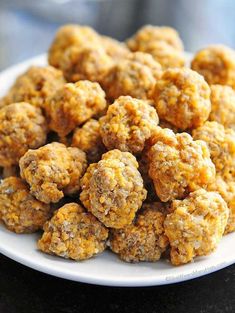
[{"xmin": 0, "ymin": 24, "xmax": 235, "ymax": 266}]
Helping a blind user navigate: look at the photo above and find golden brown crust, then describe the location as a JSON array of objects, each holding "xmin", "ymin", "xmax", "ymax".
[
  {"xmin": 0, "ymin": 177, "xmax": 51, "ymax": 233},
  {"xmin": 151, "ymin": 68, "xmax": 211, "ymax": 130},
  {"xmin": 102, "ymin": 52, "xmax": 162, "ymax": 101},
  {"xmin": 165, "ymin": 189, "xmax": 229, "ymax": 265},
  {"xmin": 191, "ymin": 45, "xmax": 235, "ymax": 88},
  {"xmin": 0, "ymin": 102, "xmax": 47, "ymax": 167},
  {"xmin": 59, "ymin": 45, "xmax": 113, "ymax": 83},
  {"xmin": 139, "ymin": 41, "xmax": 185, "ymax": 69},
  {"xmin": 109, "ymin": 203, "xmax": 168, "ymax": 262},
  {"xmin": 101, "ymin": 36, "xmax": 130, "ymax": 60},
  {"xmin": 45, "ymin": 80, "xmax": 107, "ymax": 137},
  {"xmin": 127, "ymin": 25, "xmax": 184, "ymax": 52},
  {"xmin": 0, "ymin": 66, "xmax": 65, "ymax": 109},
  {"xmin": 80, "ymin": 149, "xmax": 147, "ymax": 228},
  {"xmin": 71, "ymin": 119, "xmax": 106, "ymax": 163},
  {"xmin": 192, "ymin": 121, "xmax": 235, "ymax": 181},
  {"xmin": 100, "ymin": 96, "xmax": 159, "ymax": 154},
  {"xmin": 208, "ymin": 175, "xmax": 235, "ymax": 234},
  {"xmin": 19, "ymin": 142, "xmax": 87, "ymax": 203},
  {"xmin": 48, "ymin": 24, "xmax": 100, "ymax": 68},
  {"xmin": 38, "ymin": 203, "xmax": 108, "ymax": 260},
  {"xmin": 127, "ymin": 25, "xmax": 185, "ymax": 69},
  {"xmin": 148, "ymin": 128, "xmax": 215, "ymax": 202},
  {"xmin": 209, "ymin": 84, "xmax": 235, "ymax": 129}
]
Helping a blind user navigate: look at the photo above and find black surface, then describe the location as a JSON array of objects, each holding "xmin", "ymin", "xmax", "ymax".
[{"xmin": 0, "ymin": 254, "xmax": 234, "ymax": 313}]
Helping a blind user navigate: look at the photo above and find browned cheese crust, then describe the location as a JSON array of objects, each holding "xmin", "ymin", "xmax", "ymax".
[
  {"xmin": 19, "ymin": 142, "xmax": 87, "ymax": 203},
  {"xmin": 80, "ymin": 149, "xmax": 147, "ymax": 228},
  {"xmin": 102, "ymin": 52, "xmax": 162, "ymax": 101},
  {"xmin": 45, "ymin": 80, "xmax": 107, "ymax": 137},
  {"xmin": 0, "ymin": 177, "xmax": 51, "ymax": 233},
  {"xmin": 191, "ymin": 45, "xmax": 235, "ymax": 88},
  {"xmin": 0, "ymin": 66, "xmax": 65, "ymax": 109},
  {"xmin": 165, "ymin": 189, "xmax": 229, "ymax": 265},
  {"xmin": 192, "ymin": 121, "xmax": 235, "ymax": 181},
  {"xmin": 0, "ymin": 102, "xmax": 47, "ymax": 167},
  {"xmin": 72, "ymin": 119, "xmax": 106, "ymax": 163},
  {"xmin": 148, "ymin": 128, "xmax": 215, "ymax": 201},
  {"xmin": 100, "ymin": 96, "xmax": 159, "ymax": 154},
  {"xmin": 110, "ymin": 202, "xmax": 169, "ymax": 262},
  {"xmin": 151, "ymin": 68, "xmax": 211, "ymax": 130},
  {"xmin": 38, "ymin": 203, "xmax": 108, "ymax": 260}
]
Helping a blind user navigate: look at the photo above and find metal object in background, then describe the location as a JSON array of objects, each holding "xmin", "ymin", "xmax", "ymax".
[{"xmin": 1, "ymin": 0, "xmax": 235, "ymax": 70}]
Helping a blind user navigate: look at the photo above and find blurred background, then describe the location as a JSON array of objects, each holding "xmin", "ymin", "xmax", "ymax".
[{"xmin": 1, "ymin": 0, "xmax": 235, "ymax": 70}]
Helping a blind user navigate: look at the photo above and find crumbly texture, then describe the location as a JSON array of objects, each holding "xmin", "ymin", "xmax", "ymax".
[
  {"xmin": 127, "ymin": 25, "xmax": 184, "ymax": 52},
  {"xmin": 109, "ymin": 203, "xmax": 169, "ymax": 262},
  {"xmin": 208, "ymin": 175, "xmax": 235, "ymax": 234},
  {"xmin": 164, "ymin": 189, "xmax": 229, "ymax": 265},
  {"xmin": 80, "ymin": 149, "xmax": 147, "ymax": 228},
  {"xmin": 209, "ymin": 84, "xmax": 235, "ymax": 129},
  {"xmin": 0, "ymin": 66, "xmax": 65, "ymax": 109},
  {"xmin": 100, "ymin": 96, "xmax": 159, "ymax": 154},
  {"xmin": 72, "ymin": 119, "xmax": 106, "ymax": 163},
  {"xmin": 192, "ymin": 121, "xmax": 235, "ymax": 181},
  {"xmin": 59, "ymin": 45, "xmax": 113, "ymax": 83},
  {"xmin": 191, "ymin": 45, "xmax": 235, "ymax": 88},
  {"xmin": 148, "ymin": 128, "xmax": 216, "ymax": 202},
  {"xmin": 151, "ymin": 68, "xmax": 211, "ymax": 130},
  {"xmin": 19, "ymin": 142, "xmax": 87, "ymax": 203},
  {"xmin": 45, "ymin": 80, "xmax": 107, "ymax": 137},
  {"xmin": 0, "ymin": 177, "xmax": 51, "ymax": 233},
  {"xmin": 139, "ymin": 41, "xmax": 185, "ymax": 70},
  {"xmin": 102, "ymin": 52, "xmax": 162, "ymax": 101},
  {"xmin": 101, "ymin": 36, "xmax": 130, "ymax": 60},
  {"xmin": 0, "ymin": 102, "xmax": 47, "ymax": 167},
  {"xmin": 48, "ymin": 24, "xmax": 100, "ymax": 68},
  {"xmin": 38, "ymin": 203, "xmax": 108, "ymax": 260}
]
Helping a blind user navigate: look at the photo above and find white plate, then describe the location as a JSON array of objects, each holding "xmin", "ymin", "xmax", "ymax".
[{"xmin": 0, "ymin": 54, "xmax": 234, "ymax": 287}]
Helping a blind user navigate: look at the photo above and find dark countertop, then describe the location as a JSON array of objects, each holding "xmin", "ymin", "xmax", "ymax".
[{"xmin": 0, "ymin": 254, "xmax": 234, "ymax": 313}]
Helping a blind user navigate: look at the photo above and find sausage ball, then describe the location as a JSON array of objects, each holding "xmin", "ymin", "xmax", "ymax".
[
  {"xmin": 147, "ymin": 41, "xmax": 185, "ymax": 69},
  {"xmin": 59, "ymin": 45, "xmax": 113, "ymax": 83},
  {"xmin": 102, "ymin": 52, "xmax": 162, "ymax": 101},
  {"xmin": 101, "ymin": 36, "xmax": 130, "ymax": 60},
  {"xmin": 148, "ymin": 128, "xmax": 216, "ymax": 202},
  {"xmin": 0, "ymin": 177, "xmax": 51, "ymax": 233},
  {"xmin": 38, "ymin": 203, "xmax": 108, "ymax": 260},
  {"xmin": 100, "ymin": 96, "xmax": 159, "ymax": 154},
  {"xmin": 19, "ymin": 142, "xmax": 87, "ymax": 203},
  {"xmin": 48, "ymin": 24, "xmax": 100, "ymax": 68},
  {"xmin": 151, "ymin": 68, "xmax": 211, "ymax": 130},
  {"xmin": 209, "ymin": 84, "xmax": 235, "ymax": 129},
  {"xmin": 127, "ymin": 25, "xmax": 184, "ymax": 52},
  {"xmin": 80, "ymin": 149, "xmax": 147, "ymax": 228},
  {"xmin": 0, "ymin": 102, "xmax": 47, "ymax": 167},
  {"xmin": 127, "ymin": 25, "xmax": 185, "ymax": 69},
  {"xmin": 0, "ymin": 66, "xmax": 65, "ymax": 109},
  {"xmin": 192, "ymin": 121, "xmax": 235, "ymax": 181},
  {"xmin": 71, "ymin": 119, "xmax": 106, "ymax": 163},
  {"xmin": 208, "ymin": 175, "xmax": 235, "ymax": 234},
  {"xmin": 164, "ymin": 189, "xmax": 229, "ymax": 265},
  {"xmin": 191, "ymin": 45, "xmax": 235, "ymax": 88},
  {"xmin": 45, "ymin": 80, "xmax": 107, "ymax": 137},
  {"xmin": 109, "ymin": 202, "xmax": 169, "ymax": 262}
]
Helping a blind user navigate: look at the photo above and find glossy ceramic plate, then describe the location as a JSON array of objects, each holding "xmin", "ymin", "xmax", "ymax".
[{"xmin": 0, "ymin": 54, "xmax": 234, "ymax": 287}]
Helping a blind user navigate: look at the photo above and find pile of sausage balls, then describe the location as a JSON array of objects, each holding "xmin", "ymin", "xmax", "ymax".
[{"xmin": 0, "ymin": 24, "xmax": 235, "ymax": 266}]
